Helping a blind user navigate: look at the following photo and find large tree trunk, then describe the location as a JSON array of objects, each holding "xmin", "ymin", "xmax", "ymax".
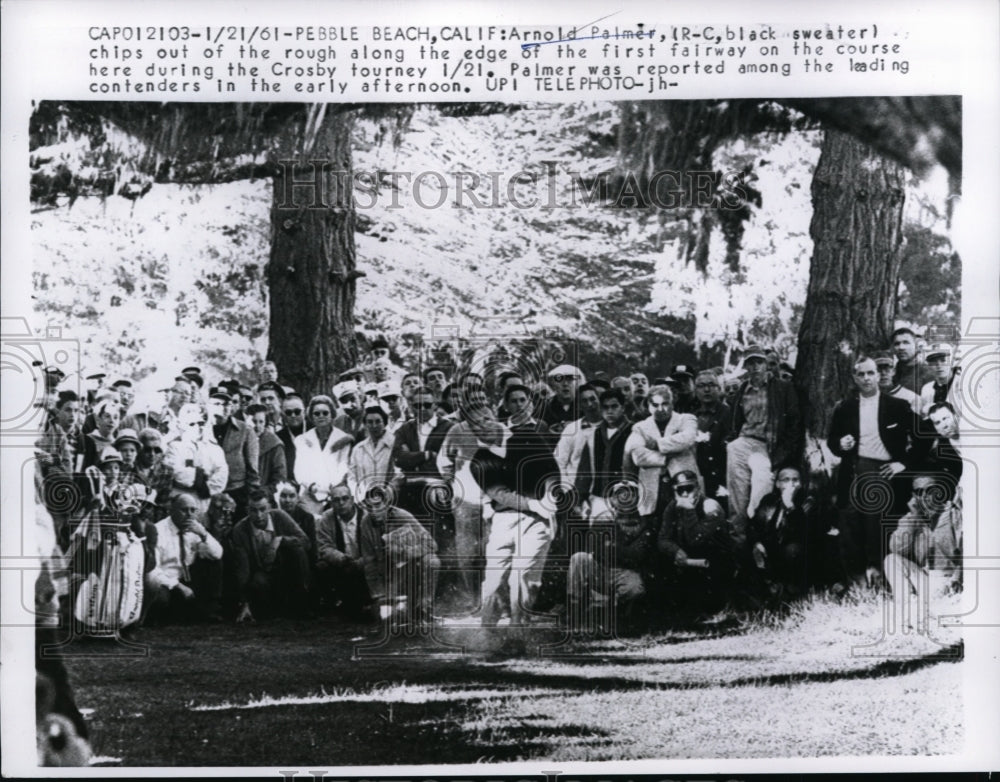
[
  {"xmin": 796, "ymin": 130, "xmax": 906, "ymax": 446},
  {"xmin": 266, "ymin": 108, "xmax": 359, "ymax": 399}
]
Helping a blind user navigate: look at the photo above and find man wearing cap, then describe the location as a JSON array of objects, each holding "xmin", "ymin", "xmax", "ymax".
[
  {"xmin": 827, "ymin": 355, "xmax": 920, "ymax": 588},
  {"xmin": 920, "ymin": 344, "xmax": 960, "ymax": 415},
  {"xmin": 670, "ymin": 365, "xmax": 698, "ymax": 414},
  {"xmin": 378, "ymin": 381, "xmax": 407, "ymax": 435},
  {"xmin": 541, "ymin": 365, "xmax": 585, "ymax": 434},
  {"xmin": 207, "ymin": 388, "xmax": 260, "ymax": 519},
  {"xmin": 181, "ymin": 367, "xmax": 205, "ymax": 401},
  {"xmin": 890, "ymin": 327, "xmax": 934, "ymax": 395},
  {"xmin": 655, "ymin": 470, "xmax": 737, "ymax": 617},
  {"xmin": 165, "ymin": 403, "xmax": 229, "ymax": 516},
  {"xmin": 153, "ymin": 376, "xmax": 195, "ymax": 442},
  {"xmin": 726, "ymin": 345, "xmax": 802, "ymax": 524},
  {"xmin": 693, "ymin": 370, "xmax": 732, "ymax": 504},
  {"xmin": 144, "ymin": 493, "xmax": 225, "ymax": 625},
  {"xmin": 874, "ymin": 352, "xmax": 921, "ymax": 415},
  {"xmin": 624, "ymin": 384, "xmax": 700, "ymax": 522},
  {"xmin": 113, "ymin": 428, "xmax": 142, "ymax": 483},
  {"xmin": 333, "ymin": 381, "xmax": 365, "ymax": 440}
]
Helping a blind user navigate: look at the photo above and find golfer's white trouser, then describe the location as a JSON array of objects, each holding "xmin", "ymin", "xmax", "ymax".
[{"xmin": 480, "ymin": 511, "xmax": 552, "ymax": 626}]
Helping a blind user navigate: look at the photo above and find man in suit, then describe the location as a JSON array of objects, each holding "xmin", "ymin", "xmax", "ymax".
[
  {"xmin": 827, "ymin": 355, "xmax": 919, "ymax": 588},
  {"xmin": 392, "ymin": 386, "xmax": 454, "ymax": 517},
  {"xmin": 207, "ymin": 388, "xmax": 260, "ymax": 519},
  {"xmin": 624, "ymin": 384, "xmax": 700, "ymax": 522}
]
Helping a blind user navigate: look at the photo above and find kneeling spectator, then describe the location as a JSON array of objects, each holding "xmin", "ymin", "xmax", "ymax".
[
  {"xmin": 655, "ymin": 470, "xmax": 737, "ymax": 618},
  {"xmin": 314, "ymin": 484, "xmax": 373, "ymax": 620},
  {"xmin": 144, "ymin": 494, "xmax": 225, "ymax": 624},
  {"xmin": 748, "ymin": 466, "xmax": 814, "ymax": 600},
  {"xmin": 567, "ymin": 480, "xmax": 656, "ymax": 632},
  {"xmin": 359, "ymin": 491, "xmax": 439, "ymax": 628},
  {"xmin": 232, "ymin": 487, "xmax": 311, "ymax": 622}
]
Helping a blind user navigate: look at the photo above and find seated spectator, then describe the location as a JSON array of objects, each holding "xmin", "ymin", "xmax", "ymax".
[
  {"xmin": 567, "ymin": 480, "xmax": 656, "ymax": 633},
  {"xmin": 655, "ymin": 470, "xmax": 737, "ymax": 619},
  {"xmin": 232, "ymin": 488, "xmax": 312, "ymax": 622},
  {"xmin": 358, "ymin": 491, "xmax": 439, "ymax": 629},
  {"xmin": 143, "ymin": 494, "xmax": 225, "ymax": 625},
  {"xmin": 274, "ymin": 481, "xmax": 317, "ymax": 554},
  {"xmin": 246, "ymin": 402, "xmax": 288, "ymax": 494},
  {"xmin": 314, "ymin": 484, "xmax": 373, "ymax": 620},
  {"xmin": 883, "ymin": 475, "xmax": 963, "ymax": 634},
  {"xmin": 748, "ymin": 466, "xmax": 814, "ymax": 600}
]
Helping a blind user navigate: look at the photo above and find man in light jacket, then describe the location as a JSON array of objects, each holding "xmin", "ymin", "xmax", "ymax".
[{"xmin": 624, "ymin": 384, "xmax": 700, "ymax": 521}]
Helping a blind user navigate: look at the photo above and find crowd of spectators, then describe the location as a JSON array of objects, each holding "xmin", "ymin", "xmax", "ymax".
[{"xmin": 34, "ymin": 328, "xmax": 964, "ymax": 638}]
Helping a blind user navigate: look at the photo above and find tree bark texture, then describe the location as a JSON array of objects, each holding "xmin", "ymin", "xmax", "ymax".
[
  {"xmin": 266, "ymin": 108, "xmax": 359, "ymax": 400},
  {"xmin": 796, "ymin": 129, "xmax": 906, "ymax": 441}
]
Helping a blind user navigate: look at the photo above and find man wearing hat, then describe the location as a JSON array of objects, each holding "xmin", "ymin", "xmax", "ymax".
[
  {"xmin": 113, "ymin": 428, "xmax": 142, "ymax": 481},
  {"xmin": 670, "ymin": 365, "xmax": 698, "ymax": 414},
  {"xmin": 874, "ymin": 352, "xmax": 921, "ymax": 415},
  {"xmin": 207, "ymin": 387, "xmax": 260, "ymax": 519},
  {"xmin": 378, "ymin": 380, "xmax": 407, "ymax": 435},
  {"xmin": 655, "ymin": 469, "xmax": 738, "ymax": 617},
  {"xmin": 333, "ymin": 381, "xmax": 364, "ymax": 439},
  {"xmin": 920, "ymin": 344, "xmax": 960, "ymax": 415},
  {"xmin": 541, "ymin": 364, "xmax": 586, "ymax": 434},
  {"xmin": 725, "ymin": 345, "xmax": 801, "ymax": 525}
]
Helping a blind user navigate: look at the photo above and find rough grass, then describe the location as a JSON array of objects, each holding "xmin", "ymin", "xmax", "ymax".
[{"xmin": 62, "ymin": 588, "xmax": 963, "ymax": 766}]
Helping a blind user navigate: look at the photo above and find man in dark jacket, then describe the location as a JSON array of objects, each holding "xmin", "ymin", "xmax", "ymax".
[
  {"xmin": 567, "ymin": 479, "xmax": 656, "ymax": 633},
  {"xmin": 208, "ymin": 388, "xmax": 260, "ymax": 519},
  {"xmin": 726, "ymin": 345, "xmax": 802, "ymax": 525},
  {"xmin": 827, "ymin": 356, "xmax": 920, "ymax": 588},
  {"xmin": 693, "ymin": 370, "xmax": 731, "ymax": 505},
  {"xmin": 575, "ymin": 388, "xmax": 634, "ymax": 519},
  {"xmin": 391, "ymin": 386, "xmax": 454, "ymax": 517},
  {"xmin": 246, "ymin": 403, "xmax": 288, "ymax": 494},
  {"xmin": 232, "ymin": 488, "xmax": 311, "ymax": 622},
  {"xmin": 655, "ymin": 470, "xmax": 737, "ymax": 617}
]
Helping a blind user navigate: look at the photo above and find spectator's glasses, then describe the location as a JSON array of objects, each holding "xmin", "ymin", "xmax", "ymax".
[
  {"xmin": 146, "ymin": 447, "xmax": 164, "ymax": 454},
  {"xmin": 382, "ymin": 396, "xmax": 399, "ymax": 403},
  {"xmin": 284, "ymin": 409, "xmax": 304, "ymax": 416},
  {"xmin": 550, "ymin": 375, "xmax": 575, "ymax": 383},
  {"xmin": 311, "ymin": 409, "xmax": 332, "ymax": 418},
  {"xmin": 413, "ymin": 402, "xmax": 435, "ymax": 409},
  {"xmin": 674, "ymin": 485, "xmax": 697, "ymax": 496},
  {"xmin": 695, "ymin": 382, "xmax": 717, "ymax": 389}
]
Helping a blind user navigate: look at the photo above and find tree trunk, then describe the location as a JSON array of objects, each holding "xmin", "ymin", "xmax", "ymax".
[
  {"xmin": 796, "ymin": 129, "xmax": 906, "ymax": 444},
  {"xmin": 266, "ymin": 108, "xmax": 359, "ymax": 400}
]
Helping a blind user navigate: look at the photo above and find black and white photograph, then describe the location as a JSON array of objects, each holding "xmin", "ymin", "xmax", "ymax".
[{"xmin": 3, "ymin": 0, "xmax": 999, "ymax": 776}]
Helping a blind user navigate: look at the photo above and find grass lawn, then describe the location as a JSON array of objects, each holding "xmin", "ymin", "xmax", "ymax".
[{"xmin": 60, "ymin": 591, "xmax": 964, "ymax": 766}]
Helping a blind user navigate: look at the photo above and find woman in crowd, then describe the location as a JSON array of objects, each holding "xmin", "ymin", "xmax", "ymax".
[{"xmin": 293, "ymin": 395, "xmax": 353, "ymax": 516}]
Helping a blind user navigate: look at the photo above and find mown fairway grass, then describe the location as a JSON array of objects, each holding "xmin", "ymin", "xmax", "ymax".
[{"xmin": 63, "ymin": 590, "xmax": 963, "ymax": 766}]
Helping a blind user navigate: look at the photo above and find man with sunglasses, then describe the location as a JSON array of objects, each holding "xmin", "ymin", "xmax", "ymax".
[
  {"xmin": 540, "ymin": 364, "xmax": 586, "ymax": 435},
  {"xmin": 655, "ymin": 470, "xmax": 737, "ymax": 619},
  {"xmin": 165, "ymin": 403, "xmax": 229, "ymax": 516},
  {"xmin": 277, "ymin": 393, "xmax": 307, "ymax": 477}
]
